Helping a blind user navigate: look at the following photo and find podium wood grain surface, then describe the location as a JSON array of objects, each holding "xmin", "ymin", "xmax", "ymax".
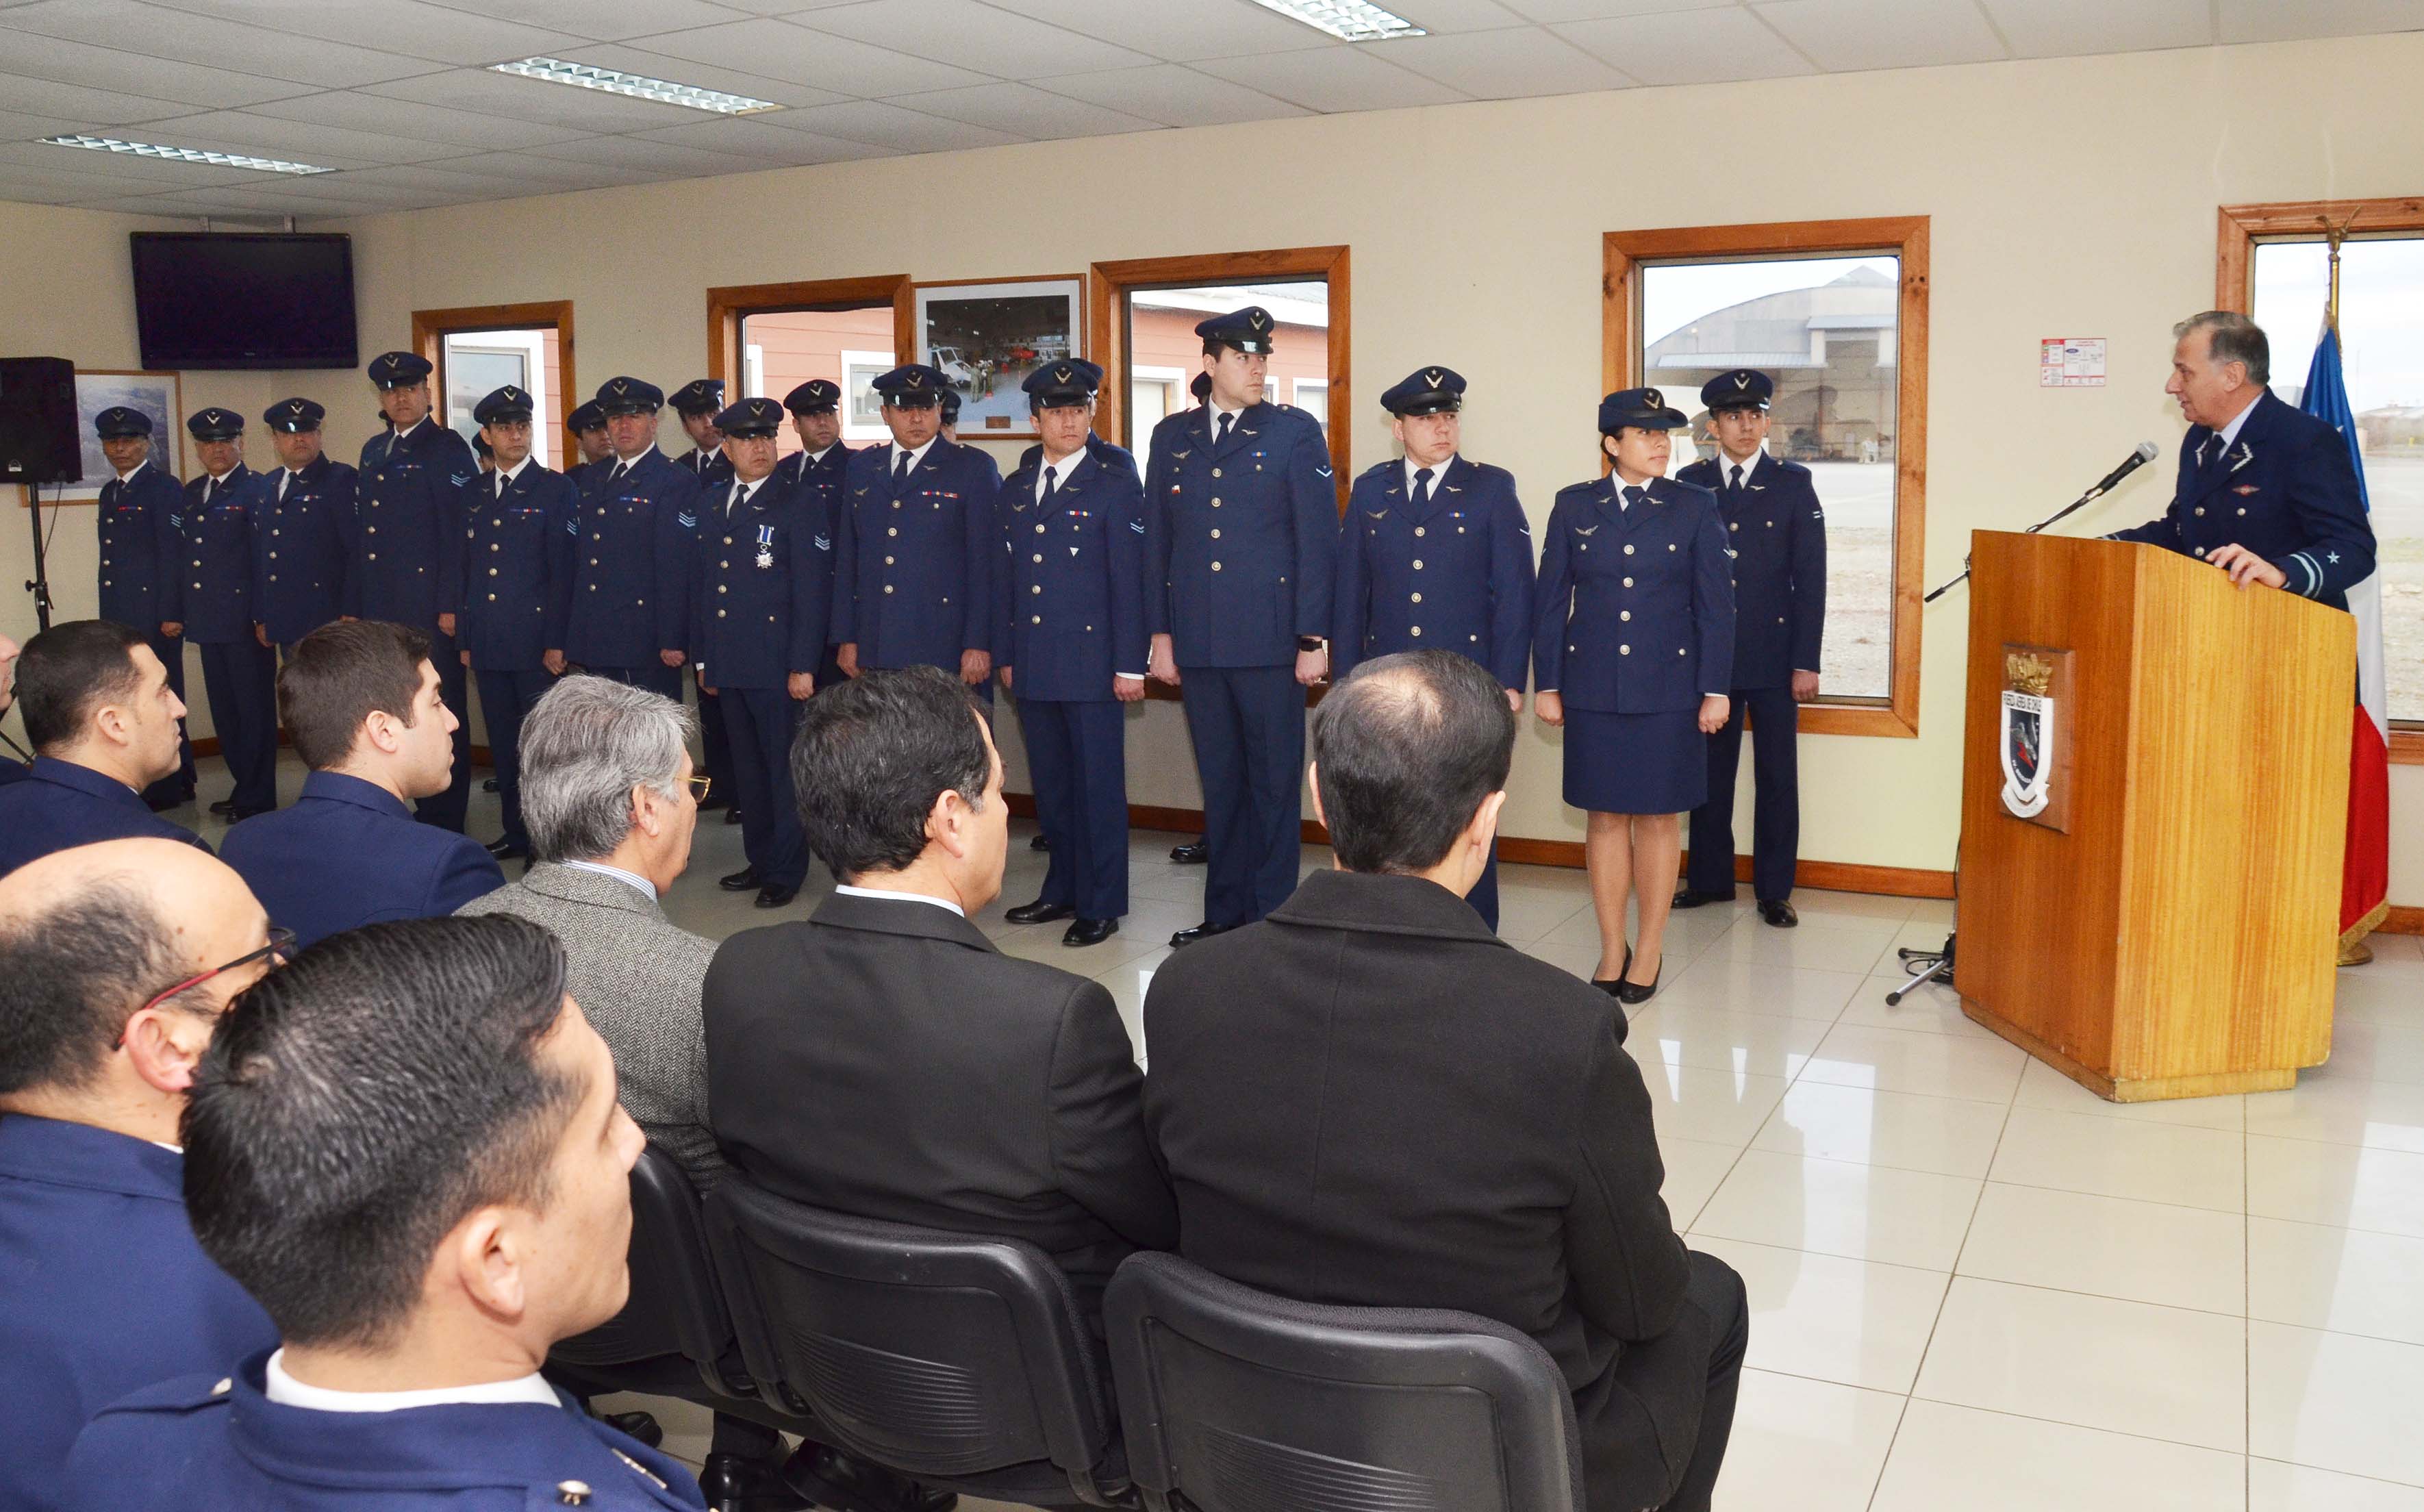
[{"xmin": 1956, "ymin": 531, "xmax": 2353, "ymax": 1100}]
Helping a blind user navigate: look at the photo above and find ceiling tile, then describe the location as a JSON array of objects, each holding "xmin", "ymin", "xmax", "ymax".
[
  {"xmin": 113, "ymin": 183, "xmax": 391, "ymax": 216},
  {"xmin": 761, "ymin": 98, "xmax": 1026, "ymax": 152},
  {"xmin": 548, "ymin": 42, "xmax": 848, "ymax": 108},
  {"xmin": 0, "ymin": 66, "xmax": 196, "ymax": 125},
  {"xmin": 616, "ymin": 18, "xmax": 992, "ymax": 97},
  {"xmin": 1977, "ymin": 0, "xmax": 2210, "ymax": 56},
  {"xmin": 62, "ymin": 192, "xmax": 205, "ymax": 212},
  {"xmin": 134, "ymin": 108, "xmax": 481, "ymax": 166},
  {"xmin": 1031, "ymin": 62, "xmax": 1313, "ymax": 127},
  {"xmin": 147, "ymin": 0, "xmax": 581, "ymax": 66},
  {"xmin": 245, "ymin": 172, "xmax": 464, "ymax": 207},
  {"xmin": 240, "ymin": 89, "xmax": 594, "ymax": 149},
  {"xmin": 1753, "ymin": 0, "xmax": 2010, "ymax": 70},
  {"xmin": 522, "ymin": 133, "xmax": 769, "ymax": 175},
  {"xmin": 0, "ymin": 0, "xmax": 448, "ymax": 88},
  {"xmin": 0, "ymin": 30, "xmax": 320, "ymax": 106},
  {"xmin": 976, "ymin": 0, "xmax": 1339, "ymax": 60},
  {"xmin": 2219, "ymin": 0, "xmax": 2424, "ymax": 44},
  {"xmin": 1555, "ymin": 6, "xmax": 1817, "ymax": 82},
  {"xmin": 790, "ymin": 0, "xmax": 1151, "ymax": 76},
  {"xmin": 422, "ymin": 0, "xmax": 764, "ymax": 42},
  {"xmin": 1495, "ymin": 0, "xmax": 1734, "ymax": 21},
  {"xmin": 0, "ymin": 160, "xmax": 172, "ymax": 197},
  {"xmin": 1191, "ymin": 42, "xmax": 1472, "ymax": 112},
  {"xmin": 629, "ymin": 116, "xmax": 902, "ymax": 164},
  {"xmin": 0, "ymin": 137, "xmax": 268, "ymax": 185},
  {"xmin": 366, "ymin": 66, "xmax": 710, "ymax": 131},
  {"xmin": 1390, "ymin": 0, "xmax": 1537, "ymax": 32},
  {"xmin": 396, "ymin": 151, "xmax": 664, "ymax": 190},
  {"xmin": 886, "ymin": 80, "xmax": 1160, "ymax": 139},
  {"xmin": 1369, "ymin": 25, "xmax": 1637, "ymax": 96}
]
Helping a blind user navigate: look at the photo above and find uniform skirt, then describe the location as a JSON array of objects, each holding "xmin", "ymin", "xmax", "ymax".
[{"xmin": 1563, "ymin": 707, "xmax": 1707, "ymax": 815}]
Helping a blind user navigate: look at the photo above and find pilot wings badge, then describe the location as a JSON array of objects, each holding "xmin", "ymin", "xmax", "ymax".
[{"xmin": 1999, "ymin": 651, "xmax": 2057, "ymax": 820}]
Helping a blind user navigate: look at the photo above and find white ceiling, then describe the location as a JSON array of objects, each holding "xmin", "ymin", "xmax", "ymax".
[{"xmin": 0, "ymin": 0, "xmax": 2416, "ymax": 220}]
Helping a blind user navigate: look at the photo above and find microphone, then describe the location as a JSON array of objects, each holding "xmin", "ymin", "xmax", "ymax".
[
  {"xmin": 2080, "ymin": 441, "xmax": 2160, "ymax": 503},
  {"xmin": 1923, "ymin": 441, "xmax": 2162, "ymax": 603}
]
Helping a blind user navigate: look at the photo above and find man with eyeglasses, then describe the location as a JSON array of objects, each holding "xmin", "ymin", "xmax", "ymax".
[{"xmin": 0, "ymin": 837, "xmax": 282, "ymax": 1512}]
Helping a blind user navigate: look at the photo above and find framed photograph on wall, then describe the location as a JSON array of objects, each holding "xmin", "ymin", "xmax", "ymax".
[
  {"xmin": 14, "ymin": 368, "xmax": 186, "ymax": 506},
  {"xmin": 840, "ymin": 348, "xmax": 897, "ymax": 444},
  {"xmin": 913, "ymin": 276, "xmax": 1083, "ymax": 440}
]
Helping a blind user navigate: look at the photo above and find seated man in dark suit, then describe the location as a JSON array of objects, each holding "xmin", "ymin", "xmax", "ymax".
[
  {"xmin": 66, "ymin": 914, "xmax": 705, "ymax": 1511},
  {"xmin": 1143, "ymin": 650, "xmax": 1748, "ymax": 1512},
  {"xmin": 0, "ymin": 620, "xmax": 206, "ymax": 877},
  {"xmin": 220, "ymin": 619, "xmax": 503, "ymax": 947},
  {"xmin": 0, "ymin": 837, "xmax": 279, "ymax": 1512},
  {"xmin": 705, "ymin": 665, "xmax": 1175, "ymax": 1310}
]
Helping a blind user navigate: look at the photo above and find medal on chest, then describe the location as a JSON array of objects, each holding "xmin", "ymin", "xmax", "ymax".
[{"xmin": 755, "ymin": 524, "xmax": 775, "ymax": 569}]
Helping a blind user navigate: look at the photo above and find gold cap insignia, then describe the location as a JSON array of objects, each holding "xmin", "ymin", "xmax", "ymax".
[
  {"xmin": 1425, "ymin": 369, "xmax": 1443, "ymax": 387},
  {"xmin": 1732, "ymin": 373, "xmax": 1751, "ymax": 390},
  {"xmin": 1643, "ymin": 388, "xmax": 1663, "ymax": 410},
  {"xmin": 905, "ymin": 371, "xmax": 925, "ymax": 388},
  {"xmin": 1248, "ymin": 309, "xmax": 1268, "ymax": 329}
]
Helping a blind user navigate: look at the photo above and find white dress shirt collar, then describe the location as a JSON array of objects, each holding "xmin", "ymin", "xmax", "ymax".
[
  {"xmin": 892, "ymin": 436, "xmax": 938, "ymax": 476},
  {"xmin": 559, "ymin": 859, "xmax": 659, "ymax": 901},
  {"xmin": 392, "ymin": 416, "xmax": 428, "ymax": 445},
  {"xmin": 834, "ymin": 883, "xmax": 965, "ymax": 918},
  {"xmin": 1209, "ymin": 401, "xmax": 1245, "ymax": 431},
  {"xmin": 263, "ymin": 1349, "xmax": 564, "ymax": 1413},
  {"xmin": 1403, "ymin": 453, "xmax": 1456, "ymax": 498},
  {"xmin": 1717, "ymin": 446, "xmax": 1765, "ymax": 484},
  {"xmin": 809, "ymin": 442, "xmax": 839, "ymax": 464},
  {"xmin": 116, "ymin": 459, "xmax": 148, "ymax": 486},
  {"xmin": 2214, "ymin": 394, "xmax": 2262, "ymax": 449},
  {"xmin": 1036, "ymin": 445, "xmax": 1085, "ymax": 503},
  {"xmin": 493, "ymin": 457, "xmax": 533, "ymax": 489}
]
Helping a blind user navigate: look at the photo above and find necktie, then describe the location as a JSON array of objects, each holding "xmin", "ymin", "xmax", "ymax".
[
  {"xmin": 278, "ymin": 470, "xmax": 291, "ymax": 503},
  {"xmin": 729, "ymin": 482, "xmax": 746, "ymax": 518},
  {"xmin": 1621, "ymin": 486, "xmax": 1645, "ymax": 512},
  {"xmin": 896, "ymin": 449, "xmax": 913, "ymax": 484},
  {"xmin": 496, "ymin": 471, "xmax": 509, "ymax": 503},
  {"xmin": 1215, "ymin": 412, "xmax": 1233, "ymax": 446},
  {"xmin": 1413, "ymin": 466, "xmax": 1433, "ymax": 510},
  {"xmin": 203, "ymin": 477, "xmax": 216, "ymax": 506},
  {"xmin": 608, "ymin": 459, "xmax": 629, "ymax": 486},
  {"xmin": 1041, "ymin": 464, "xmax": 1057, "ymax": 501}
]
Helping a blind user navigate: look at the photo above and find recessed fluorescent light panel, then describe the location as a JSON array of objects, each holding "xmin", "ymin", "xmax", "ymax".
[
  {"xmin": 1243, "ymin": 0, "xmax": 1426, "ymax": 41},
  {"xmin": 40, "ymin": 134, "xmax": 331, "ymax": 175},
  {"xmin": 489, "ymin": 58, "xmax": 781, "ymax": 115}
]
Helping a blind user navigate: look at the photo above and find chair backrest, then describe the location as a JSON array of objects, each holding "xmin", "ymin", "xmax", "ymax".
[
  {"xmin": 703, "ymin": 1176, "xmax": 1120, "ymax": 1496},
  {"xmin": 1103, "ymin": 1252, "xmax": 1583, "ymax": 1512},
  {"xmin": 552, "ymin": 1145, "xmax": 735, "ymax": 1381}
]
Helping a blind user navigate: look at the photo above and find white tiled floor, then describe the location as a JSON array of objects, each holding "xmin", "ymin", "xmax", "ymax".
[{"xmin": 189, "ymin": 762, "xmax": 2424, "ymax": 1510}]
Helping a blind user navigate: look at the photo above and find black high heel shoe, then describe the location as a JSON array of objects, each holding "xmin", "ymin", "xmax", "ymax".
[
  {"xmin": 1591, "ymin": 942, "xmax": 1632, "ymax": 998},
  {"xmin": 1615, "ymin": 948, "xmax": 1661, "ymax": 1006}
]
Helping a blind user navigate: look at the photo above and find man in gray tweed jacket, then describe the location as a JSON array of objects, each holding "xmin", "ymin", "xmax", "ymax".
[{"xmin": 455, "ymin": 675, "xmax": 722, "ymax": 1191}]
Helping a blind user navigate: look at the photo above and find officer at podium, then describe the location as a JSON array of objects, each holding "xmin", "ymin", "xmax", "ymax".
[
  {"xmin": 92, "ymin": 405, "xmax": 194, "ymax": 807},
  {"xmin": 1673, "ymin": 369, "xmax": 1825, "ymax": 929}
]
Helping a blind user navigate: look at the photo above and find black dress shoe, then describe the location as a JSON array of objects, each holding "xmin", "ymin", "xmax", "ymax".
[
  {"xmin": 1170, "ymin": 920, "xmax": 1233, "ymax": 948},
  {"xmin": 1030, "ymin": 833, "xmax": 1051, "ymax": 851},
  {"xmin": 699, "ymin": 1450, "xmax": 811, "ymax": 1512},
  {"xmin": 1615, "ymin": 955, "xmax": 1662, "ymax": 1007},
  {"xmin": 482, "ymin": 777, "xmax": 500, "ymax": 793},
  {"xmin": 725, "ymin": 807, "xmax": 744, "ymax": 825},
  {"xmin": 1589, "ymin": 943, "xmax": 1633, "ymax": 997},
  {"xmin": 209, "ymin": 798, "xmax": 239, "ymax": 816},
  {"xmin": 719, "ymin": 867, "xmax": 761, "ymax": 891},
  {"xmin": 1170, "ymin": 840, "xmax": 1208, "ymax": 864},
  {"xmin": 484, "ymin": 837, "xmax": 528, "ymax": 859},
  {"xmin": 1671, "ymin": 887, "xmax": 1734, "ymax": 910},
  {"xmin": 144, "ymin": 794, "xmax": 182, "ymax": 813},
  {"xmin": 1758, "ymin": 899, "xmax": 1799, "ymax": 928},
  {"xmin": 785, "ymin": 1443, "xmax": 957, "ymax": 1512},
  {"xmin": 1064, "ymin": 917, "xmax": 1118, "ymax": 947},
  {"xmin": 1004, "ymin": 898, "xmax": 1075, "ymax": 924},
  {"xmin": 755, "ymin": 884, "xmax": 799, "ymax": 909},
  {"xmin": 599, "ymin": 1409, "xmax": 662, "ymax": 1448}
]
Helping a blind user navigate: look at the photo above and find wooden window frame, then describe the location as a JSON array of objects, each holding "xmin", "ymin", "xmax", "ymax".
[
  {"xmin": 1603, "ymin": 217, "xmax": 1930, "ymax": 740},
  {"xmin": 1088, "ymin": 245, "xmax": 1352, "ymax": 705},
  {"xmin": 705, "ymin": 275, "xmax": 915, "ymax": 397},
  {"xmin": 409, "ymin": 300, "xmax": 577, "ymax": 447},
  {"xmin": 2217, "ymin": 196, "xmax": 2424, "ymax": 763}
]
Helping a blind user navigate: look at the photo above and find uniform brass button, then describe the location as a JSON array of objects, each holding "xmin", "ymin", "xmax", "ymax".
[
  {"xmin": 723, "ymin": 536, "xmax": 733, "ymax": 545},
  {"xmin": 718, "ymin": 585, "xmax": 727, "ymax": 594},
  {"xmin": 1669, "ymin": 543, "xmax": 1678, "ymax": 551},
  {"xmin": 269, "ymin": 551, "xmax": 278, "ymax": 559},
  {"xmin": 1413, "ymin": 559, "xmax": 1424, "ymax": 570},
  {"xmin": 1730, "ymin": 522, "xmax": 1739, "ymax": 531},
  {"xmin": 884, "ymin": 584, "xmax": 894, "ymax": 593},
  {"xmin": 885, "ymin": 555, "xmax": 895, "ymax": 565},
  {"xmin": 1415, "ymin": 526, "xmax": 1426, "ymax": 538},
  {"xmin": 1678, "ymin": 647, "xmax": 1687, "ymax": 655},
  {"xmin": 1032, "ymin": 614, "xmax": 1041, "ymax": 624},
  {"xmin": 892, "ymin": 501, "xmax": 901, "ymax": 509},
  {"xmin": 1620, "ymin": 610, "xmax": 1630, "ymax": 621},
  {"xmin": 1778, "ymin": 616, "xmax": 1787, "ymax": 625},
  {"xmin": 1031, "ymin": 585, "xmax": 1041, "ymax": 594},
  {"xmin": 2193, "ymin": 547, "xmax": 2206, "ymax": 557},
  {"xmin": 1032, "ymin": 553, "xmax": 1042, "ymax": 563},
  {"xmin": 488, "ymin": 593, "xmax": 496, "ymax": 601},
  {"xmin": 1211, "ymin": 529, "xmax": 1221, "ymax": 540},
  {"xmin": 1624, "ymin": 544, "xmax": 1635, "ymax": 555},
  {"xmin": 1410, "ymin": 625, "xmax": 1422, "ymax": 636},
  {"xmin": 489, "ymin": 568, "xmax": 498, "ymax": 577},
  {"xmin": 2237, "ymin": 507, "xmax": 2247, "ymax": 515},
  {"xmin": 491, "ymin": 543, "xmax": 501, "ymax": 552},
  {"xmin": 1211, "ymin": 467, "xmax": 1222, "ymax": 478},
  {"xmin": 1411, "ymin": 592, "xmax": 1422, "ymax": 603},
  {"xmin": 1211, "ymin": 562, "xmax": 1222, "ymax": 571},
  {"xmin": 1619, "ymin": 644, "xmax": 1630, "ymax": 655},
  {"xmin": 718, "ymin": 609, "xmax": 727, "ymax": 617},
  {"xmin": 590, "ymin": 558, "xmax": 598, "ymax": 566},
  {"xmin": 1210, "ymin": 497, "xmax": 1222, "ymax": 507},
  {"xmin": 891, "ymin": 527, "xmax": 901, "ymax": 538},
  {"xmin": 1622, "ymin": 576, "xmax": 1634, "ymax": 587},
  {"xmin": 1765, "ymin": 520, "xmax": 1773, "ymax": 527},
  {"xmin": 368, "ymin": 525, "xmax": 377, "ymax": 533},
  {"xmin": 1034, "ymin": 524, "xmax": 1045, "ymax": 535}
]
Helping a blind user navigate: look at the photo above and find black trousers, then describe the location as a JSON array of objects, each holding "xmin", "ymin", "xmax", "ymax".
[
  {"xmin": 1178, "ymin": 664, "xmax": 1304, "ymax": 928},
  {"xmin": 1022, "ymin": 696, "xmax": 1128, "ymax": 920},
  {"xmin": 1685, "ymin": 684, "xmax": 1799, "ymax": 903},
  {"xmin": 698, "ymin": 672, "xmax": 737, "ymax": 811},
  {"xmin": 475, "ymin": 666, "xmax": 557, "ymax": 849},
  {"xmin": 1658, "ymin": 1250, "xmax": 1748, "ymax": 1512},
  {"xmin": 722, "ymin": 686, "xmax": 808, "ymax": 890},
  {"xmin": 140, "ymin": 629, "xmax": 196, "ymax": 806},
  {"xmin": 197, "ymin": 637, "xmax": 278, "ymax": 814}
]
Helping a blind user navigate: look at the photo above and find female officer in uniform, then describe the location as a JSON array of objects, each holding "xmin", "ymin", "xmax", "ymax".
[{"xmin": 1534, "ymin": 388, "xmax": 1734, "ymax": 1005}]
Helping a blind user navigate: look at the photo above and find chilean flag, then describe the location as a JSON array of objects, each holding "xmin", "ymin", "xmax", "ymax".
[{"xmin": 2299, "ymin": 327, "xmax": 2390, "ymax": 950}]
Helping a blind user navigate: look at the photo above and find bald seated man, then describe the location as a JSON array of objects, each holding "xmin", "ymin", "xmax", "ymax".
[{"xmin": 0, "ymin": 840, "xmax": 281, "ymax": 1512}]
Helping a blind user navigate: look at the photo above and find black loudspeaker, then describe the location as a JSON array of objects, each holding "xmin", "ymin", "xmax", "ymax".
[{"xmin": 0, "ymin": 356, "xmax": 82, "ymax": 486}]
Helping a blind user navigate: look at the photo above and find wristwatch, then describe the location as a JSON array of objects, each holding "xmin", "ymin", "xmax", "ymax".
[{"xmin": 1297, "ymin": 635, "xmax": 1327, "ymax": 653}]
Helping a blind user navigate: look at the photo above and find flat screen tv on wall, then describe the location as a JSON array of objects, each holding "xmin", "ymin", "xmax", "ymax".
[{"xmin": 129, "ymin": 232, "xmax": 358, "ymax": 370}]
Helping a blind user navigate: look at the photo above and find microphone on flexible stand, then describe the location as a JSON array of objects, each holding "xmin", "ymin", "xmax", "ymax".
[{"xmin": 1926, "ymin": 441, "xmax": 2160, "ymax": 603}]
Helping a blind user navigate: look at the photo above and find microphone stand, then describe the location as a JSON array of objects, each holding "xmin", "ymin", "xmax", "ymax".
[
  {"xmin": 1924, "ymin": 463, "xmax": 2143, "ymax": 603},
  {"xmin": 23, "ymin": 478, "xmax": 56, "ymax": 631}
]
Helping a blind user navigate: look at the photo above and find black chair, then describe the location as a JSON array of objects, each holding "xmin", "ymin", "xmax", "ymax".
[
  {"xmin": 703, "ymin": 1175, "xmax": 1134, "ymax": 1509},
  {"xmin": 1102, "ymin": 1252, "xmax": 1584, "ymax": 1512}
]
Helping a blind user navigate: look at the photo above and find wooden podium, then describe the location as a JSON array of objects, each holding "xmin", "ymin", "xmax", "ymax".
[{"xmin": 1956, "ymin": 531, "xmax": 2353, "ymax": 1101}]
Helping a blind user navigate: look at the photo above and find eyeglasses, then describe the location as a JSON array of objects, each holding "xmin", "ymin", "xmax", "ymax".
[
  {"xmin": 683, "ymin": 774, "xmax": 713, "ymax": 804},
  {"xmin": 130, "ymin": 926, "xmax": 297, "ymax": 1022}
]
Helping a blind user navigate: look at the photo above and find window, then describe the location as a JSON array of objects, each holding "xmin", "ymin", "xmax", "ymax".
[
  {"xmin": 1131, "ymin": 363, "xmax": 1186, "ymax": 437},
  {"xmin": 410, "ymin": 301, "xmax": 575, "ymax": 473},
  {"xmin": 707, "ymin": 277, "xmax": 913, "ymax": 459},
  {"xmin": 1292, "ymin": 377, "xmax": 1329, "ymax": 426},
  {"xmin": 1606, "ymin": 219, "xmax": 1930, "ymax": 739}
]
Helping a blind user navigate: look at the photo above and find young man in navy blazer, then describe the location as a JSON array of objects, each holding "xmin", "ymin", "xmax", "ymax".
[{"xmin": 219, "ymin": 620, "xmax": 502, "ymax": 948}]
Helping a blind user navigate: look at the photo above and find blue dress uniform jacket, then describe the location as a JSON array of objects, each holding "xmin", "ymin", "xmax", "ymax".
[
  {"xmin": 0, "ymin": 1116, "xmax": 278, "ymax": 1512},
  {"xmin": 1144, "ymin": 401, "xmax": 1335, "ymax": 667},
  {"xmin": 251, "ymin": 454, "xmax": 359, "ymax": 647},
  {"xmin": 164, "ymin": 466, "xmax": 264, "ymax": 644},
  {"xmin": 94, "ymin": 460, "xmax": 186, "ymax": 630},
  {"xmin": 0, "ymin": 757, "xmax": 209, "ymax": 877},
  {"xmin": 996, "ymin": 438, "xmax": 1148, "ymax": 700},
  {"xmin": 2108, "ymin": 389, "xmax": 2376, "ymax": 609},
  {"xmin": 692, "ymin": 473, "xmax": 831, "ymax": 690},
  {"xmin": 66, "ymin": 1352, "xmax": 707, "ymax": 1512},
  {"xmin": 832, "ymin": 440, "xmax": 1002, "ymax": 673},
  {"xmin": 351, "ymin": 420, "xmax": 475, "ymax": 630},
  {"xmin": 1535, "ymin": 477, "xmax": 1734, "ymax": 711},
  {"xmin": 458, "ymin": 464, "xmax": 579, "ymax": 670},
  {"xmin": 1332, "ymin": 455, "xmax": 1534, "ymax": 690},
  {"xmin": 778, "ymin": 444, "xmax": 852, "ymax": 682},
  {"xmin": 219, "ymin": 770, "xmax": 503, "ymax": 948},
  {"xmin": 568, "ymin": 449, "xmax": 702, "ymax": 669},
  {"xmin": 677, "ymin": 446, "xmax": 735, "ymax": 488},
  {"xmin": 1676, "ymin": 452, "xmax": 1824, "ymax": 689}
]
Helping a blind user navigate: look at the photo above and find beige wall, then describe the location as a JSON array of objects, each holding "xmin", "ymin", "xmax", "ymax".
[{"xmin": 6, "ymin": 34, "xmax": 2421, "ymax": 910}]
